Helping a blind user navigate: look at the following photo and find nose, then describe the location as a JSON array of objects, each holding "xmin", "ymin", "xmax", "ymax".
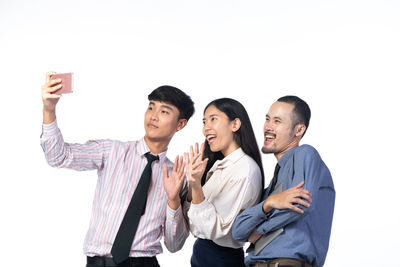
[
  {"xmin": 150, "ymin": 110, "xmax": 159, "ymax": 121},
  {"xmin": 264, "ymin": 120, "xmax": 273, "ymax": 132},
  {"xmin": 203, "ymin": 121, "xmax": 211, "ymax": 135}
]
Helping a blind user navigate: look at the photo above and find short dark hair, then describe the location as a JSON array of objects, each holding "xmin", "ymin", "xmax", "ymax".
[
  {"xmin": 202, "ymin": 98, "xmax": 265, "ymax": 198},
  {"xmin": 148, "ymin": 85, "xmax": 195, "ymax": 121},
  {"xmin": 277, "ymin": 95, "xmax": 311, "ymax": 136}
]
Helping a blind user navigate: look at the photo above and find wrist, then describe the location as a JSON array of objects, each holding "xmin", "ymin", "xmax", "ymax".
[
  {"xmin": 189, "ymin": 180, "xmax": 202, "ymax": 190},
  {"xmin": 191, "ymin": 186, "xmax": 205, "ymax": 204},
  {"xmin": 262, "ymin": 198, "xmax": 273, "ymax": 214},
  {"xmin": 43, "ymin": 108, "xmax": 56, "ymax": 124},
  {"xmin": 167, "ymin": 198, "xmax": 181, "ymax": 210}
]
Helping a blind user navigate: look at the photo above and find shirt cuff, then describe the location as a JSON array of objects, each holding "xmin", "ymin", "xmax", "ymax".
[
  {"xmin": 255, "ymin": 202, "xmax": 272, "ymax": 235},
  {"xmin": 188, "ymin": 198, "xmax": 209, "ymax": 211},
  {"xmin": 166, "ymin": 204, "xmax": 183, "ymax": 220},
  {"xmin": 41, "ymin": 120, "xmax": 59, "ymax": 138}
]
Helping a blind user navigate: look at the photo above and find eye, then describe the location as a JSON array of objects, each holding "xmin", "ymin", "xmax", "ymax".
[
  {"xmin": 148, "ymin": 106, "xmax": 153, "ymax": 110},
  {"xmin": 274, "ymin": 119, "xmax": 281, "ymax": 124},
  {"xmin": 211, "ymin": 117, "xmax": 216, "ymax": 121},
  {"xmin": 161, "ymin": 110, "xmax": 170, "ymax": 115}
]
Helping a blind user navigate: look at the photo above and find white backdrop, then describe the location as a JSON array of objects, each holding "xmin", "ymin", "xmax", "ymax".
[{"xmin": 1, "ymin": 1, "xmax": 399, "ymax": 266}]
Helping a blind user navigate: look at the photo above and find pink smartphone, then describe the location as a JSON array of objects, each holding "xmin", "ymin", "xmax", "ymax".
[{"xmin": 51, "ymin": 72, "xmax": 73, "ymax": 95}]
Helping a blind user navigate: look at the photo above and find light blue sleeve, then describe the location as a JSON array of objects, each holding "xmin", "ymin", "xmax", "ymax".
[{"xmin": 256, "ymin": 146, "xmax": 322, "ymax": 235}]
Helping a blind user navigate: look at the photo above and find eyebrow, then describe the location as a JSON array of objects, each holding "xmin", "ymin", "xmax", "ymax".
[
  {"xmin": 266, "ymin": 114, "xmax": 282, "ymax": 120},
  {"xmin": 203, "ymin": 114, "xmax": 219, "ymax": 120}
]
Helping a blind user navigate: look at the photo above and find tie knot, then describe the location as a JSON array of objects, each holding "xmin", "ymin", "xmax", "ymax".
[{"xmin": 145, "ymin": 153, "xmax": 159, "ymax": 163}]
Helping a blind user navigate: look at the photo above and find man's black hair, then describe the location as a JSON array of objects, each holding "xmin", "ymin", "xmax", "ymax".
[
  {"xmin": 277, "ymin": 95, "xmax": 311, "ymax": 136},
  {"xmin": 148, "ymin": 85, "xmax": 195, "ymax": 121}
]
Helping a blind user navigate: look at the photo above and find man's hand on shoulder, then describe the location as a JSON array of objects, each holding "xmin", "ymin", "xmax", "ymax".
[{"xmin": 262, "ymin": 181, "xmax": 312, "ymax": 214}]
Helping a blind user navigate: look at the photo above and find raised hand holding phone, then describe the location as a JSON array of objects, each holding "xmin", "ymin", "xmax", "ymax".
[{"xmin": 42, "ymin": 71, "xmax": 73, "ymax": 124}]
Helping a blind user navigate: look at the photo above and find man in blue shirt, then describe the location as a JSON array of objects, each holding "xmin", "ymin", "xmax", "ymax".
[{"xmin": 232, "ymin": 96, "xmax": 335, "ymax": 267}]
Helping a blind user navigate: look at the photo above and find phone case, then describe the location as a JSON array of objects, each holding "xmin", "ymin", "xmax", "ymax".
[{"xmin": 51, "ymin": 72, "xmax": 73, "ymax": 95}]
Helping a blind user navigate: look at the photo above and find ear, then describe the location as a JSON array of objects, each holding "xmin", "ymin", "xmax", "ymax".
[
  {"xmin": 231, "ymin": 118, "xmax": 242, "ymax": 133},
  {"xmin": 294, "ymin": 124, "xmax": 306, "ymax": 137},
  {"xmin": 176, "ymin": 118, "xmax": 188, "ymax": 132}
]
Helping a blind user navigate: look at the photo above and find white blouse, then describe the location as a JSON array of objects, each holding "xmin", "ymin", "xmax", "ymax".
[{"xmin": 187, "ymin": 147, "xmax": 262, "ymax": 248}]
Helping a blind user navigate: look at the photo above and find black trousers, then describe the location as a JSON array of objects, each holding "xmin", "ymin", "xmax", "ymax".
[
  {"xmin": 191, "ymin": 238, "xmax": 246, "ymax": 267},
  {"xmin": 86, "ymin": 256, "xmax": 160, "ymax": 267}
]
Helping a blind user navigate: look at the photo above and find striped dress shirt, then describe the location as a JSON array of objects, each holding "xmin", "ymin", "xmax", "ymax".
[{"xmin": 40, "ymin": 120, "xmax": 189, "ymax": 257}]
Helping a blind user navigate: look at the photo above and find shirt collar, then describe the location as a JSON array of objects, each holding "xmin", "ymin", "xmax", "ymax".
[
  {"xmin": 137, "ymin": 137, "xmax": 168, "ymax": 161},
  {"xmin": 277, "ymin": 145, "xmax": 298, "ymax": 167},
  {"xmin": 208, "ymin": 147, "xmax": 245, "ymax": 173}
]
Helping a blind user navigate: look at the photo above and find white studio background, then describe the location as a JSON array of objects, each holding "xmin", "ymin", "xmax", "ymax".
[{"xmin": 0, "ymin": 1, "xmax": 399, "ymax": 266}]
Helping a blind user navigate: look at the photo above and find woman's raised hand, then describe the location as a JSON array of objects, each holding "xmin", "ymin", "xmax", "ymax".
[{"xmin": 185, "ymin": 142, "xmax": 208, "ymax": 189}]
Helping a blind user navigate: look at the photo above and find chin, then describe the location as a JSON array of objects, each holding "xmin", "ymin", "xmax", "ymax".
[
  {"xmin": 209, "ymin": 145, "xmax": 220, "ymax": 153},
  {"xmin": 261, "ymin": 146, "xmax": 274, "ymax": 154}
]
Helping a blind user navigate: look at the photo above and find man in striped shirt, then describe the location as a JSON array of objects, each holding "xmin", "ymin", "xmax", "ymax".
[{"xmin": 40, "ymin": 72, "xmax": 194, "ymax": 267}]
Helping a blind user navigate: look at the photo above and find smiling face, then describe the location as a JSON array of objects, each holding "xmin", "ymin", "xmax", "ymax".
[
  {"xmin": 262, "ymin": 101, "xmax": 305, "ymax": 160},
  {"xmin": 202, "ymin": 105, "xmax": 241, "ymax": 157},
  {"xmin": 144, "ymin": 100, "xmax": 187, "ymax": 144}
]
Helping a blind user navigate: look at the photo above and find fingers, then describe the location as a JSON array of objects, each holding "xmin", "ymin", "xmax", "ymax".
[
  {"xmin": 173, "ymin": 155, "xmax": 179, "ymax": 173},
  {"xmin": 177, "ymin": 156, "xmax": 185, "ymax": 176},
  {"xmin": 43, "ymin": 93, "xmax": 61, "ymax": 99},
  {"xmin": 191, "ymin": 158, "xmax": 205, "ymax": 170},
  {"xmin": 163, "ymin": 164, "xmax": 169, "ymax": 179},
  {"xmin": 190, "ymin": 151, "xmax": 202, "ymax": 164},
  {"xmin": 289, "ymin": 204, "xmax": 305, "ymax": 214},
  {"xmin": 200, "ymin": 142, "xmax": 205, "ymax": 154},
  {"xmin": 293, "ymin": 198, "xmax": 311, "ymax": 208},
  {"xmin": 190, "ymin": 145, "xmax": 194, "ymax": 159},
  {"xmin": 293, "ymin": 181, "xmax": 305, "ymax": 189},
  {"xmin": 299, "ymin": 191, "xmax": 312, "ymax": 203},
  {"xmin": 46, "ymin": 71, "xmax": 56, "ymax": 83}
]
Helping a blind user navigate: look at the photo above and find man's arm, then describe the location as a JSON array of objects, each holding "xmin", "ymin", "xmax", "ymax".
[
  {"xmin": 41, "ymin": 71, "xmax": 112, "ymax": 171},
  {"xmin": 232, "ymin": 181, "xmax": 311, "ymax": 242},
  {"xmin": 163, "ymin": 157, "xmax": 189, "ymax": 252},
  {"xmin": 255, "ymin": 146, "xmax": 322, "ymax": 236}
]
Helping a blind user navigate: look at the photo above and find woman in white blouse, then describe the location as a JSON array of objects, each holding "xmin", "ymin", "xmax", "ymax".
[{"xmin": 185, "ymin": 98, "xmax": 264, "ymax": 267}]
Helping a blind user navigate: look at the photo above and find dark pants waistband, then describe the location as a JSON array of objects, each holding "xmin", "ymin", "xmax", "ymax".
[{"xmin": 86, "ymin": 256, "xmax": 159, "ymax": 267}]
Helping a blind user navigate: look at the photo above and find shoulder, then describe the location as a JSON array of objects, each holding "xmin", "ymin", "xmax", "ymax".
[
  {"xmin": 231, "ymin": 154, "xmax": 262, "ymax": 181},
  {"xmin": 294, "ymin": 144, "xmax": 321, "ymax": 161}
]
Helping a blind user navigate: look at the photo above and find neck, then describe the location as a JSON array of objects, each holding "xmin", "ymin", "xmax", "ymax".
[
  {"xmin": 274, "ymin": 139, "xmax": 300, "ymax": 161},
  {"xmin": 144, "ymin": 136, "xmax": 170, "ymax": 154},
  {"xmin": 221, "ymin": 142, "xmax": 240, "ymax": 157}
]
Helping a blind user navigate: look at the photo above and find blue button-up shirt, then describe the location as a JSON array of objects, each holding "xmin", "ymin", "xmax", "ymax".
[{"xmin": 232, "ymin": 145, "xmax": 335, "ymax": 267}]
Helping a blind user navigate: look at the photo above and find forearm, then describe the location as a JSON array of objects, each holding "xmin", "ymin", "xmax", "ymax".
[
  {"xmin": 43, "ymin": 108, "xmax": 56, "ymax": 124},
  {"xmin": 188, "ymin": 200, "xmax": 238, "ymax": 240},
  {"xmin": 164, "ymin": 205, "xmax": 189, "ymax": 252},
  {"xmin": 256, "ymin": 208, "xmax": 305, "ymax": 235},
  {"xmin": 40, "ymin": 121, "xmax": 111, "ymax": 170},
  {"xmin": 232, "ymin": 202, "xmax": 267, "ymax": 242}
]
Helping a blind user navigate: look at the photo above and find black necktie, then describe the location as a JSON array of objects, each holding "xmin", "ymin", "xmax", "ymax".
[
  {"xmin": 111, "ymin": 152, "xmax": 159, "ymax": 264},
  {"xmin": 268, "ymin": 163, "xmax": 281, "ymax": 196}
]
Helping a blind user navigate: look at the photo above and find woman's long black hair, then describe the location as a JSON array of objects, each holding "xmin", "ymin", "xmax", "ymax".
[{"xmin": 201, "ymin": 98, "xmax": 265, "ymax": 196}]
